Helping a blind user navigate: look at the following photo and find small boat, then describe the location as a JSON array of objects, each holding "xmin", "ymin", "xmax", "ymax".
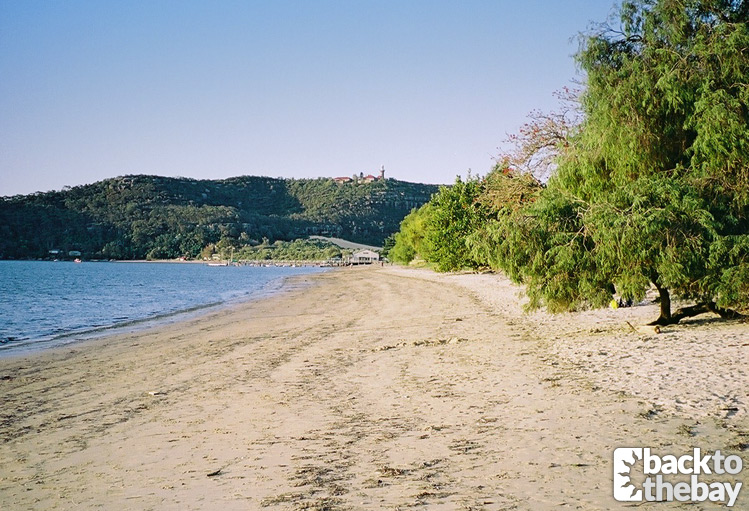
[{"xmin": 73, "ymin": 258, "xmax": 82, "ymax": 263}]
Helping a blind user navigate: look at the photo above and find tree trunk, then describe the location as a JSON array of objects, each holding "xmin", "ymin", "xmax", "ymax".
[
  {"xmin": 649, "ymin": 282, "xmax": 672, "ymax": 326},
  {"xmin": 648, "ymin": 300, "xmax": 744, "ymax": 326},
  {"xmin": 706, "ymin": 302, "xmax": 745, "ymax": 320},
  {"xmin": 646, "ymin": 273, "xmax": 744, "ymax": 325}
]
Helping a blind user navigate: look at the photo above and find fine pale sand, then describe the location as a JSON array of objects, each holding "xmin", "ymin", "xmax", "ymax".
[{"xmin": 0, "ymin": 266, "xmax": 747, "ymax": 510}]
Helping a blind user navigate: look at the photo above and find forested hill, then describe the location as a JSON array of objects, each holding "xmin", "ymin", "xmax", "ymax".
[{"xmin": 0, "ymin": 175, "xmax": 439, "ymax": 260}]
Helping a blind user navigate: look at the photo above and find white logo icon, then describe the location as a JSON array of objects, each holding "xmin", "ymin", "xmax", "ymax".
[{"xmin": 614, "ymin": 448, "xmax": 643, "ymax": 501}]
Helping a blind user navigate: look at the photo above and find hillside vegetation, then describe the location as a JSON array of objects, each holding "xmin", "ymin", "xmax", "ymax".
[{"xmin": 0, "ymin": 175, "xmax": 437, "ymax": 260}]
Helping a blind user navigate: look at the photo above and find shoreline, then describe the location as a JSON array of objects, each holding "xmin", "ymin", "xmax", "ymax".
[
  {"xmin": 0, "ymin": 266, "xmax": 746, "ymax": 509},
  {"xmin": 0, "ymin": 263, "xmax": 330, "ymax": 358}
]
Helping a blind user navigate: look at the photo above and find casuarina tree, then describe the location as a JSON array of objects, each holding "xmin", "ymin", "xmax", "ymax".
[{"xmin": 498, "ymin": 0, "xmax": 749, "ymax": 323}]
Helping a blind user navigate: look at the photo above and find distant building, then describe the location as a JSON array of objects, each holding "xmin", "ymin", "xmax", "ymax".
[
  {"xmin": 350, "ymin": 249, "xmax": 380, "ymax": 264},
  {"xmin": 332, "ymin": 166, "xmax": 386, "ymax": 184},
  {"xmin": 68, "ymin": 250, "xmax": 82, "ymax": 257}
]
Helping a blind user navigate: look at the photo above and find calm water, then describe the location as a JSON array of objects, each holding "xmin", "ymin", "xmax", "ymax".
[{"xmin": 0, "ymin": 261, "xmax": 327, "ymax": 354}]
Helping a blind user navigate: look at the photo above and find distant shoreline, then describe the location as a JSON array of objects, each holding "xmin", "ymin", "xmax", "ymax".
[{"xmin": 2, "ymin": 258, "xmax": 342, "ymax": 266}]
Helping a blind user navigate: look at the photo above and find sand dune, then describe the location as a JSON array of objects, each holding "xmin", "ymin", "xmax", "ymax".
[{"xmin": 0, "ymin": 266, "xmax": 746, "ymax": 510}]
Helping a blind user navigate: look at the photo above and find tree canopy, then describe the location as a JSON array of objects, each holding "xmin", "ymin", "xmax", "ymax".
[
  {"xmin": 390, "ymin": 0, "xmax": 749, "ymax": 324},
  {"xmin": 388, "ymin": 177, "xmax": 487, "ymax": 271},
  {"xmin": 542, "ymin": 0, "xmax": 749, "ymax": 322}
]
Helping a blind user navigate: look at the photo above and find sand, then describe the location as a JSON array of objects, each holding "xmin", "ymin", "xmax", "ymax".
[{"xmin": 0, "ymin": 266, "xmax": 746, "ymax": 510}]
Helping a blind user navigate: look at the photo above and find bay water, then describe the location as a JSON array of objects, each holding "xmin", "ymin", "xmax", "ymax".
[{"xmin": 0, "ymin": 260, "xmax": 327, "ymax": 354}]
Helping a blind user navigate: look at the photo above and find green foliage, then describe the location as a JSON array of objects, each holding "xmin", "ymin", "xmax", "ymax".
[
  {"xmin": 380, "ymin": 233, "xmax": 396, "ymax": 259},
  {"xmin": 388, "ymin": 203, "xmax": 434, "ymax": 265},
  {"xmin": 234, "ymin": 239, "xmax": 344, "ymax": 261},
  {"xmin": 389, "ymin": 177, "xmax": 487, "ymax": 271},
  {"xmin": 0, "ymin": 175, "xmax": 437, "ymax": 260},
  {"xmin": 422, "ymin": 177, "xmax": 487, "ymax": 272},
  {"xmin": 466, "ymin": 168, "xmax": 547, "ymax": 292},
  {"xmin": 502, "ymin": 0, "xmax": 749, "ymax": 316},
  {"xmin": 475, "ymin": 167, "xmax": 544, "ymax": 212},
  {"xmin": 389, "ymin": 0, "xmax": 749, "ymax": 319}
]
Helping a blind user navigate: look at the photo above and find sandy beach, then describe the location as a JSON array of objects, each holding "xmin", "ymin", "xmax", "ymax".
[{"xmin": 0, "ymin": 266, "xmax": 746, "ymax": 510}]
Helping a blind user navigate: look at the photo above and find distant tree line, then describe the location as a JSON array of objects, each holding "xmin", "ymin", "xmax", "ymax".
[
  {"xmin": 207, "ymin": 238, "xmax": 348, "ymax": 262},
  {"xmin": 0, "ymin": 175, "xmax": 437, "ymax": 260},
  {"xmin": 388, "ymin": 0, "xmax": 749, "ymax": 325}
]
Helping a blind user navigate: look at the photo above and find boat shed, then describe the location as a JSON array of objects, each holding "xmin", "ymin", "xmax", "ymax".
[{"xmin": 350, "ymin": 250, "xmax": 380, "ymax": 264}]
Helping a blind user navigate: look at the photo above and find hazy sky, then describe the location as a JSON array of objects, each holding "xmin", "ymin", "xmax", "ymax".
[{"xmin": 0, "ymin": 0, "xmax": 616, "ymax": 196}]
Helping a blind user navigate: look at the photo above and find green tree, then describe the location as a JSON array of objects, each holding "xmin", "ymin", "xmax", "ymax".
[
  {"xmin": 390, "ymin": 177, "xmax": 492, "ymax": 271},
  {"xmin": 503, "ymin": 0, "xmax": 749, "ymax": 322},
  {"xmin": 388, "ymin": 203, "xmax": 434, "ymax": 264},
  {"xmin": 381, "ymin": 233, "xmax": 396, "ymax": 259},
  {"xmin": 466, "ymin": 168, "xmax": 545, "ymax": 287},
  {"xmin": 422, "ymin": 177, "xmax": 487, "ymax": 272}
]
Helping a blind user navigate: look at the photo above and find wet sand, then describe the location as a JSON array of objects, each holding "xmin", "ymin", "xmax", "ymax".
[{"xmin": 0, "ymin": 266, "xmax": 746, "ymax": 510}]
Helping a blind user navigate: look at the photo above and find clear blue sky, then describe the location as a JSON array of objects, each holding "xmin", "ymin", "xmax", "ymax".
[{"xmin": 0, "ymin": 0, "xmax": 616, "ymax": 196}]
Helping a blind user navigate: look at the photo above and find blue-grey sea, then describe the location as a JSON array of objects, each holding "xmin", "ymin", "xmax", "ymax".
[{"xmin": 0, "ymin": 260, "xmax": 327, "ymax": 354}]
